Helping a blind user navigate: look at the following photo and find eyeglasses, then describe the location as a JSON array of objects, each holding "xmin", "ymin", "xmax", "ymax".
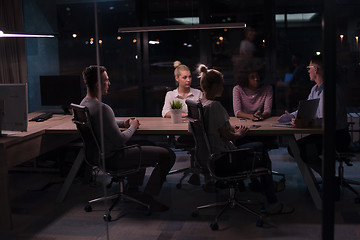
[{"xmin": 306, "ymin": 65, "xmax": 316, "ymax": 70}]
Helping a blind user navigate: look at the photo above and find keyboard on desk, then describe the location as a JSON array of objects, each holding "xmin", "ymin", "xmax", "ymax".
[{"xmin": 29, "ymin": 113, "xmax": 53, "ymax": 122}]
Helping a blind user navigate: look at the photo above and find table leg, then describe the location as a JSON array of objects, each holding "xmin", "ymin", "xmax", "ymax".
[
  {"xmin": 286, "ymin": 135, "xmax": 322, "ymax": 210},
  {"xmin": 56, "ymin": 148, "xmax": 84, "ymax": 203}
]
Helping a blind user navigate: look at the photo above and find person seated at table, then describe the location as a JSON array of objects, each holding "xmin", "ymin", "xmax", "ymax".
[
  {"xmin": 81, "ymin": 65, "xmax": 176, "ymax": 211},
  {"xmin": 233, "ymin": 67, "xmax": 282, "ymax": 191},
  {"xmin": 162, "ymin": 61, "xmax": 203, "ymax": 118},
  {"xmin": 197, "ymin": 63, "xmax": 294, "ymax": 215},
  {"xmin": 278, "ymin": 54, "xmax": 350, "ymax": 176},
  {"xmin": 233, "ymin": 69, "xmax": 273, "ymax": 121}
]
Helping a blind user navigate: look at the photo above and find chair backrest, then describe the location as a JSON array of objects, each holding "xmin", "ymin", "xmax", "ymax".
[
  {"xmin": 186, "ymin": 100, "xmax": 267, "ymax": 180},
  {"xmin": 186, "ymin": 99, "xmax": 212, "ymax": 168},
  {"xmin": 70, "ymin": 103, "xmax": 102, "ymax": 168}
]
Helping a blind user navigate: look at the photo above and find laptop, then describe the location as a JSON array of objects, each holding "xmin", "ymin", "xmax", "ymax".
[{"xmin": 273, "ymin": 98, "xmax": 320, "ymax": 128}]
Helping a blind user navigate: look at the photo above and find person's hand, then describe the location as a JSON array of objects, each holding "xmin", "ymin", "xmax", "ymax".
[
  {"xmin": 291, "ymin": 117, "xmax": 296, "ymax": 126},
  {"xmin": 181, "ymin": 112, "xmax": 188, "ymax": 118},
  {"xmin": 123, "ymin": 117, "xmax": 134, "ymax": 128},
  {"xmin": 129, "ymin": 118, "xmax": 140, "ymax": 129},
  {"xmin": 234, "ymin": 125, "xmax": 248, "ymax": 137},
  {"xmin": 277, "ymin": 111, "xmax": 294, "ymax": 123},
  {"xmin": 252, "ymin": 111, "xmax": 263, "ymax": 121}
]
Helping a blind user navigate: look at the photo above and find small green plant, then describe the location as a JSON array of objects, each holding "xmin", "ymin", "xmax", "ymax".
[{"xmin": 170, "ymin": 100, "xmax": 183, "ymax": 109}]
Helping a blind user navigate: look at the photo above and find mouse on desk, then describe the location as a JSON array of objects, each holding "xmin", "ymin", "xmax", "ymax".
[{"xmin": 36, "ymin": 118, "xmax": 45, "ymax": 122}]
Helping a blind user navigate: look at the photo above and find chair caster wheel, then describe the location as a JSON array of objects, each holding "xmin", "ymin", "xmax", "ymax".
[
  {"xmin": 191, "ymin": 210, "xmax": 199, "ymax": 217},
  {"xmin": 176, "ymin": 183, "xmax": 182, "ymax": 189},
  {"xmin": 256, "ymin": 219, "xmax": 263, "ymax": 227},
  {"xmin": 103, "ymin": 214, "xmax": 111, "ymax": 222},
  {"xmin": 84, "ymin": 205, "xmax": 92, "ymax": 212},
  {"xmin": 210, "ymin": 222, "xmax": 218, "ymax": 231},
  {"xmin": 355, "ymin": 197, "xmax": 360, "ymax": 204}
]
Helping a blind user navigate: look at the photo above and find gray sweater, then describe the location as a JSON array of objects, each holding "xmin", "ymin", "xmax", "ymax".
[{"xmin": 80, "ymin": 97, "xmax": 136, "ymax": 158}]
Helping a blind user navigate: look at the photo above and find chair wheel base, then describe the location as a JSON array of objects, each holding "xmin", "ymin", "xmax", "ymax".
[
  {"xmin": 103, "ymin": 214, "xmax": 111, "ymax": 222},
  {"xmin": 84, "ymin": 205, "xmax": 92, "ymax": 212},
  {"xmin": 210, "ymin": 222, "xmax": 219, "ymax": 231}
]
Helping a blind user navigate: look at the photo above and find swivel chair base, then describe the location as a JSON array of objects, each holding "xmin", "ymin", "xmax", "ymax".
[
  {"xmin": 84, "ymin": 177, "xmax": 151, "ymax": 221},
  {"xmin": 191, "ymin": 184, "xmax": 265, "ymax": 230},
  {"xmin": 338, "ymin": 160, "xmax": 360, "ymax": 203}
]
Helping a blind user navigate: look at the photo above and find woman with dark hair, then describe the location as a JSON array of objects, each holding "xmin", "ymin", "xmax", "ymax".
[{"xmin": 233, "ymin": 70, "xmax": 273, "ymax": 121}]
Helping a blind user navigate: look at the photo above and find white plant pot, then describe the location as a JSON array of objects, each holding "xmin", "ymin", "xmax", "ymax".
[{"xmin": 170, "ymin": 109, "xmax": 182, "ymax": 124}]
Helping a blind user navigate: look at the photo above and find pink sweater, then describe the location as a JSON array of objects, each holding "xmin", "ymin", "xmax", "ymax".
[{"xmin": 232, "ymin": 85, "xmax": 273, "ymax": 117}]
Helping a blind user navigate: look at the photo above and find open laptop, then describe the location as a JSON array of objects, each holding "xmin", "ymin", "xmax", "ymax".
[{"xmin": 273, "ymin": 98, "xmax": 320, "ymax": 128}]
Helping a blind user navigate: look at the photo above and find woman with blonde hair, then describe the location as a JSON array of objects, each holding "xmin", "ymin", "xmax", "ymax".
[{"xmin": 161, "ymin": 61, "xmax": 202, "ymax": 118}]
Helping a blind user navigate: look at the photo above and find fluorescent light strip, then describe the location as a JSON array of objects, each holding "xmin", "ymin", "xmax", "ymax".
[
  {"xmin": 0, "ymin": 31, "xmax": 54, "ymax": 38},
  {"xmin": 118, "ymin": 23, "xmax": 246, "ymax": 33}
]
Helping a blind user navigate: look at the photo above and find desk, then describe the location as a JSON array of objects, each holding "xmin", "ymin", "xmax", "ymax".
[
  {"xmin": 0, "ymin": 115, "xmax": 322, "ymax": 230},
  {"xmin": 0, "ymin": 113, "xmax": 78, "ymax": 231}
]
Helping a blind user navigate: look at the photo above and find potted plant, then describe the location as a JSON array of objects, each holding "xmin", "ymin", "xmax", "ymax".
[{"xmin": 170, "ymin": 100, "xmax": 182, "ymax": 124}]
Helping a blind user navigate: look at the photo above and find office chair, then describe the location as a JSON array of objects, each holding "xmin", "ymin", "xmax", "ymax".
[
  {"xmin": 185, "ymin": 100, "xmax": 270, "ymax": 230},
  {"xmin": 168, "ymin": 138, "xmax": 202, "ymax": 189},
  {"xmin": 70, "ymin": 104, "xmax": 151, "ymax": 221},
  {"xmin": 336, "ymin": 151, "xmax": 360, "ymax": 203}
]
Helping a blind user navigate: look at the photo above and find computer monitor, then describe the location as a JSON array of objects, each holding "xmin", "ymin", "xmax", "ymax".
[
  {"xmin": 0, "ymin": 83, "xmax": 28, "ymax": 136},
  {"xmin": 40, "ymin": 75, "xmax": 83, "ymax": 114}
]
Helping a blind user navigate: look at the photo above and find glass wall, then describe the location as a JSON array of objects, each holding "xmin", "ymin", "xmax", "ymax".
[
  {"xmin": 4, "ymin": 0, "xmax": 359, "ymax": 237},
  {"xmin": 1, "ymin": 0, "xmax": 355, "ymax": 118}
]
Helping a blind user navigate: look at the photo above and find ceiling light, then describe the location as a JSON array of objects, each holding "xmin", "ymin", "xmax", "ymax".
[
  {"xmin": 0, "ymin": 30, "xmax": 54, "ymax": 38},
  {"xmin": 118, "ymin": 23, "xmax": 246, "ymax": 33}
]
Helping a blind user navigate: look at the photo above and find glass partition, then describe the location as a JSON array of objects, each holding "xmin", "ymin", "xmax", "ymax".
[{"xmin": 2, "ymin": 0, "xmax": 360, "ymax": 238}]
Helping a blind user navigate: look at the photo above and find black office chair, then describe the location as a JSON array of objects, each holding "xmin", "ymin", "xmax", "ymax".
[
  {"xmin": 185, "ymin": 100, "xmax": 270, "ymax": 230},
  {"xmin": 336, "ymin": 150, "xmax": 360, "ymax": 203},
  {"xmin": 70, "ymin": 104, "xmax": 151, "ymax": 221},
  {"xmin": 168, "ymin": 137, "xmax": 202, "ymax": 189}
]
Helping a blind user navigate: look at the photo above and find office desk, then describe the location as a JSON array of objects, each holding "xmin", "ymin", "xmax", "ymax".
[
  {"xmin": 0, "ymin": 115, "xmax": 322, "ymax": 230},
  {"xmin": 0, "ymin": 113, "xmax": 78, "ymax": 231}
]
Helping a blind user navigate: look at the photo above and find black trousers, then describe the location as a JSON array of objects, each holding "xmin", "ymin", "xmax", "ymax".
[
  {"xmin": 106, "ymin": 145, "xmax": 176, "ymax": 196},
  {"xmin": 297, "ymin": 128, "xmax": 351, "ymax": 175}
]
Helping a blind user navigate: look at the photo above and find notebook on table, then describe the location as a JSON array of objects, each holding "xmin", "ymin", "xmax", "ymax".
[{"xmin": 273, "ymin": 98, "xmax": 320, "ymax": 128}]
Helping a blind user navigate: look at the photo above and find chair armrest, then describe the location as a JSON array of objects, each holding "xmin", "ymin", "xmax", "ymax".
[{"xmin": 114, "ymin": 144, "xmax": 143, "ymax": 171}]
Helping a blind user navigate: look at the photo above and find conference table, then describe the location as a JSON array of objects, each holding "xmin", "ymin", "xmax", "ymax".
[{"xmin": 0, "ymin": 113, "xmax": 322, "ymax": 230}]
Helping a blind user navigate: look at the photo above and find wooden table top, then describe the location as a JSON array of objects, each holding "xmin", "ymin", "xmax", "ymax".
[{"xmin": 1, "ymin": 113, "xmax": 323, "ymax": 144}]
